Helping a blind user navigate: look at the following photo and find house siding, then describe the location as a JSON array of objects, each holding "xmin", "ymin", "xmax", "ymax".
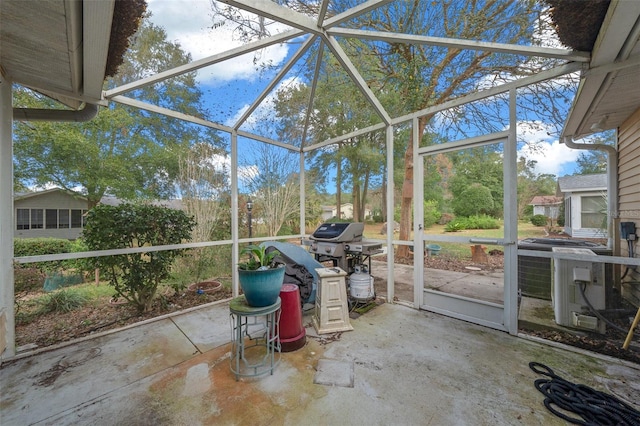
[
  {"xmin": 565, "ymin": 191, "xmax": 607, "ymax": 238},
  {"xmin": 14, "ymin": 191, "xmax": 88, "ymax": 240},
  {"xmin": 618, "ymin": 107, "xmax": 640, "ymax": 305}
]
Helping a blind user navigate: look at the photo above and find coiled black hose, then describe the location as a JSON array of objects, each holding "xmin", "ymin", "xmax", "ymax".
[{"xmin": 530, "ymin": 362, "xmax": 640, "ymax": 425}]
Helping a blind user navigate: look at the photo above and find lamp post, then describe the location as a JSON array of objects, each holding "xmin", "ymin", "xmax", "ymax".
[{"xmin": 246, "ymin": 198, "xmax": 253, "ymax": 238}]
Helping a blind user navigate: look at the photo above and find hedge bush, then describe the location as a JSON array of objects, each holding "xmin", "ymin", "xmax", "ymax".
[
  {"xmin": 83, "ymin": 203, "xmax": 195, "ymax": 313},
  {"xmin": 531, "ymin": 214, "xmax": 548, "ymax": 226},
  {"xmin": 444, "ymin": 215, "xmax": 500, "ymax": 232},
  {"xmin": 452, "ymin": 184, "xmax": 494, "ymax": 217},
  {"xmin": 462, "ymin": 215, "xmax": 501, "ymax": 230},
  {"xmin": 14, "ymin": 238, "xmax": 74, "ymax": 274}
]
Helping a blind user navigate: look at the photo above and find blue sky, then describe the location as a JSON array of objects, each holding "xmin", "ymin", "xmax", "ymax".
[{"xmin": 147, "ymin": 0, "xmax": 582, "ymax": 179}]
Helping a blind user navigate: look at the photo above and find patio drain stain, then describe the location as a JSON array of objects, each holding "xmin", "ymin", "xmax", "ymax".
[{"xmin": 32, "ymin": 347, "xmax": 101, "ymax": 387}]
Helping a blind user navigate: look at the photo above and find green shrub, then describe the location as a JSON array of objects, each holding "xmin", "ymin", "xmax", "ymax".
[
  {"xmin": 452, "ymin": 184, "xmax": 495, "ymax": 217},
  {"xmin": 531, "ymin": 214, "xmax": 548, "ymax": 226},
  {"xmin": 423, "ymin": 200, "xmax": 441, "ymax": 228},
  {"xmin": 14, "ymin": 238, "xmax": 74, "ymax": 274},
  {"xmin": 445, "ymin": 221, "xmax": 465, "ymax": 232},
  {"xmin": 38, "ymin": 289, "xmax": 87, "ymax": 314},
  {"xmin": 82, "ymin": 203, "xmax": 195, "ymax": 313},
  {"xmin": 557, "ymin": 203, "xmax": 565, "ymax": 226},
  {"xmin": 444, "ymin": 215, "xmax": 500, "ymax": 232},
  {"xmin": 462, "ymin": 215, "xmax": 500, "ymax": 230},
  {"xmin": 372, "ymin": 209, "xmax": 384, "ymax": 223}
]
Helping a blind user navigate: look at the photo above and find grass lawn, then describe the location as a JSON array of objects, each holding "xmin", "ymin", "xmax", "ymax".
[{"xmin": 364, "ymin": 220, "xmax": 550, "ymax": 258}]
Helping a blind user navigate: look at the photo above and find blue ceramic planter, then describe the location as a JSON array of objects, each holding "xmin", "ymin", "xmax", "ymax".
[{"xmin": 238, "ymin": 266, "xmax": 285, "ymax": 307}]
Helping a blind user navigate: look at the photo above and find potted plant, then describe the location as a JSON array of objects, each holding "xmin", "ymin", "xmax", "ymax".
[{"xmin": 238, "ymin": 244, "xmax": 285, "ymax": 307}]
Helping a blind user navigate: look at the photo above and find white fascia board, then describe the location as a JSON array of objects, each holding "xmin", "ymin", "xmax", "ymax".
[
  {"xmin": 65, "ymin": 0, "xmax": 83, "ymax": 94},
  {"xmin": 83, "ymin": 0, "xmax": 115, "ymax": 99},
  {"xmin": 561, "ymin": 0, "xmax": 640, "ymax": 138},
  {"xmin": 591, "ymin": 0, "xmax": 640, "ymax": 67},
  {"xmin": 329, "ymin": 28, "xmax": 590, "ymax": 62},
  {"xmin": 561, "ymin": 74, "xmax": 607, "ymax": 139},
  {"xmin": 104, "ymin": 29, "xmax": 303, "ymax": 98}
]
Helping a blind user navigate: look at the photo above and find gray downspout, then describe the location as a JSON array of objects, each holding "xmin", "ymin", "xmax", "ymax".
[
  {"xmin": 563, "ymin": 136, "xmax": 617, "ymax": 250},
  {"xmin": 12, "ymin": 103, "xmax": 99, "ymax": 122}
]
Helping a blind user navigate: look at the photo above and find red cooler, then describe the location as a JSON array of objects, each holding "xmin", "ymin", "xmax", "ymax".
[{"xmin": 278, "ymin": 284, "xmax": 306, "ymax": 352}]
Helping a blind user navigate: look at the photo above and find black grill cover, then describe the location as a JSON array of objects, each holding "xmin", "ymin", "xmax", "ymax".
[{"xmin": 265, "ymin": 246, "xmax": 313, "ymax": 303}]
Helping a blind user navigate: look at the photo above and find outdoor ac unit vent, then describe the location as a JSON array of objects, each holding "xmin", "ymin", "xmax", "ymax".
[
  {"xmin": 552, "ymin": 247, "xmax": 606, "ymax": 333},
  {"xmin": 572, "ymin": 312, "xmax": 599, "ymax": 331}
]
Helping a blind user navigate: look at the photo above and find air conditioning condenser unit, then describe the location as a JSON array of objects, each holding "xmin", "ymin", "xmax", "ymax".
[{"xmin": 552, "ymin": 247, "xmax": 606, "ymax": 333}]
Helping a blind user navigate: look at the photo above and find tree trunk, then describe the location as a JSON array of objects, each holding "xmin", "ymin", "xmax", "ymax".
[
  {"xmin": 398, "ymin": 118, "xmax": 427, "ymax": 258},
  {"xmin": 360, "ymin": 169, "xmax": 370, "ymax": 222},
  {"xmin": 353, "ymin": 183, "xmax": 360, "ymax": 222},
  {"xmin": 336, "ymin": 142, "xmax": 342, "ymax": 220}
]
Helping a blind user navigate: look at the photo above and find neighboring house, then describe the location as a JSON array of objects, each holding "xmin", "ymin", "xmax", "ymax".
[
  {"xmin": 556, "ymin": 174, "xmax": 607, "ymax": 238},
  {"xmin": 14, "ymin": 189, "xmax": 183, "ymax": 240},
  {"xmin": 14, "ymin": 189, "xmax": 89, "ymax": 240},
  {"xmin": 320, "ymin": 203, "xmax": 372, "ymax": 221},
  {"xmin": 529, "ymin": 195, "xmax": 563, "ymax": 221}
]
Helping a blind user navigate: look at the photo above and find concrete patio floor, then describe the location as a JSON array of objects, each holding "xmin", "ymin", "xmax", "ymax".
[{"xmin": 2, "ymin": 297, "xmax": 639, "ymax": 425}]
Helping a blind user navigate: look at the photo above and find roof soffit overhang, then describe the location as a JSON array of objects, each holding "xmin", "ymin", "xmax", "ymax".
[
  {"xmin": 561, "ymin": 0, "xmax": 640, "ymax": 139},
  {"xmin": 1, "ymin": 0, "xmax": 115, "ymax": 108}
]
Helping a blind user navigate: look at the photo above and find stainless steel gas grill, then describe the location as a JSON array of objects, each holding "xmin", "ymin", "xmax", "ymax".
[{"xmin": 305, "ymin": 222, "xmax": 382, "ymax": 274}]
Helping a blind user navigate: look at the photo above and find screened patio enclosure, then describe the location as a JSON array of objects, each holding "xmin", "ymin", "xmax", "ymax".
[{"xmin": 2, "ymin": 0, "xmax": 614, "ymax": 358}]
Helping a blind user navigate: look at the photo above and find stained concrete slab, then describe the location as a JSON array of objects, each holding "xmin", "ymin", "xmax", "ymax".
[
  {"xmin": 0, "ymin": 317, "xmax": 200, "ymax": 425},
  {"xmin": 170, "ymin": 303, "xmax": 231, "ymax": 352},
  {"xmin": 313, "ymin": 358, "xmax": 354, "ymax": 387},
  {"xmin": 2, "ymin": 300, "xmax": 639, "ymax": 426}
]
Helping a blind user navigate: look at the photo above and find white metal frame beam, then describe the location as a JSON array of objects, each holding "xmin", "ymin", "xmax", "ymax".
[
  {"xmin": 217, "ymin": 0, "xmax": 320, "ymax": 34},
  {"xmin": 301, "ymin": 43, "xmax": 325, "ymax": 148},
  {"xmin": 104, "ymin": 29, "xmax": 304, "ymax": 98},
  {"xmin": 323, "ymin": 34, "xmax": 392, "ymax": 124},
  {"xmin": 316, "ymin": 0, "xmax": 331, "ymax": 28},
  {"xmin": 329, "ymin": 28, "xmax": 590, "ymax": 62},
  {"xmin": 323, "ymin": 0, "xmax": 395, "ymax": 28},
  {"xmin": 304, "ymin": 61, "xmax": 582, "ymax": 152}
]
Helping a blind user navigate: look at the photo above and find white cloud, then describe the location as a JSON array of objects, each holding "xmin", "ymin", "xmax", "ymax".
[
  {"xmin": 517, "ymin": 121, "xmax": 579, "ymax": 176},
  {"xmin": 147, "ymin": 0, "xmax": 291, "ymax": 84}
]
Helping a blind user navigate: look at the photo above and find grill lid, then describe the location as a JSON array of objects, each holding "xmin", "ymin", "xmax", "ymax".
[{"xmin": 310, "ymin": 222, "xmax": 364, "ymax": 242}]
